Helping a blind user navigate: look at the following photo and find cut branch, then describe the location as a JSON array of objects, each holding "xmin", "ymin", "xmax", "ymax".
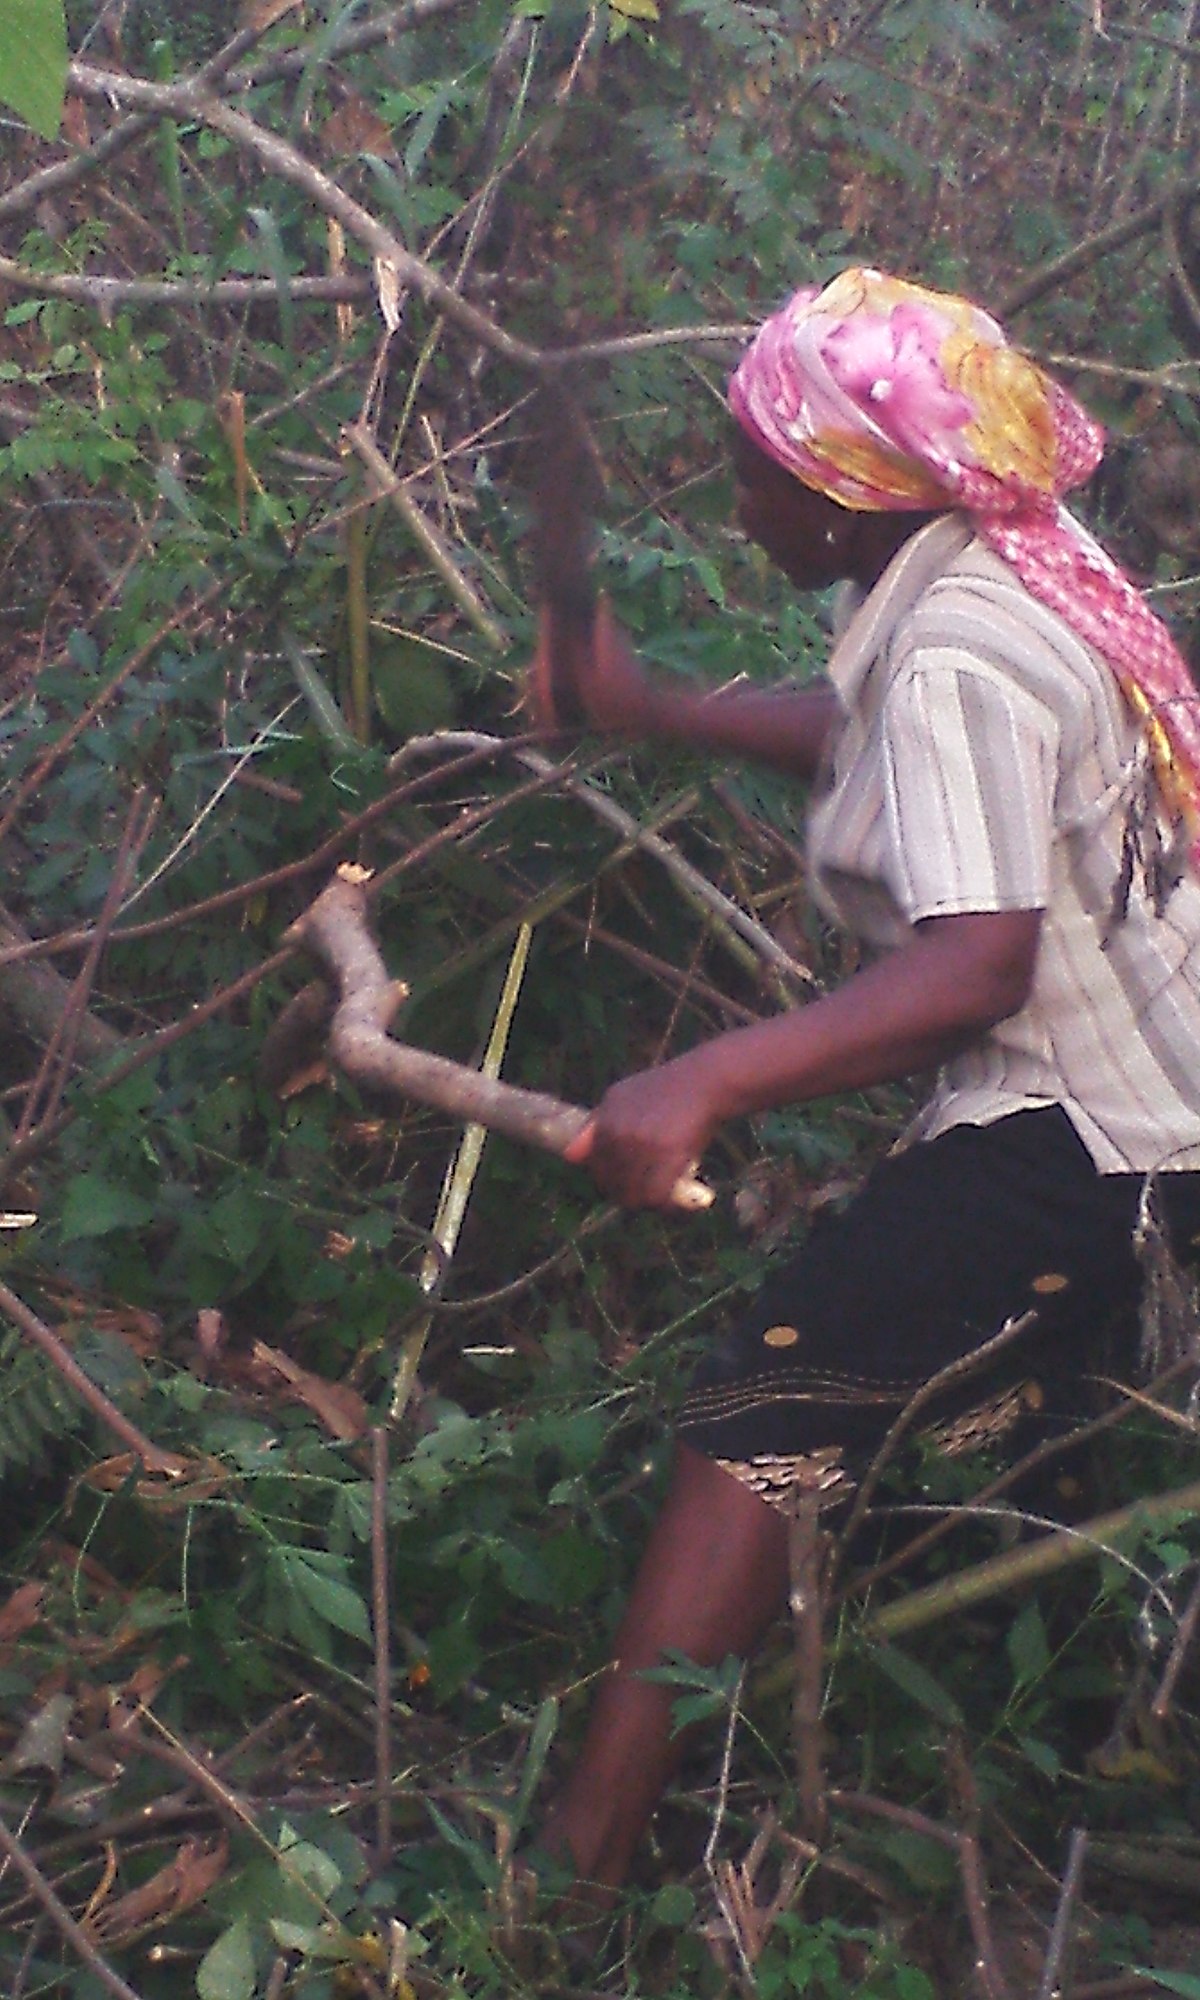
[{"xmin": 286, "ymin": 871, "xmax": 713, "ymax": 1210}]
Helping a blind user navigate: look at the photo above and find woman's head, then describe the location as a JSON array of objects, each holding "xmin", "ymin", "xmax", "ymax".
[
  {"xmin": 728, "ymin": 267, "xmax": 1200, "ymax": 863},
  {"xmin": 728, "ymin": 267, "xmax": 1102, "ymax": 520}
]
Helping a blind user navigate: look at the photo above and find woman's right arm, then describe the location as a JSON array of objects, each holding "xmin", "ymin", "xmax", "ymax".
[{"xmin": 533, "ymin": 599, "xmax": 840, "ymax": 782}]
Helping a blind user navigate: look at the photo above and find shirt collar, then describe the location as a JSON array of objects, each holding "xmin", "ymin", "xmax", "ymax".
[{"xmin": 825, "ymin": 515, "xmax": 974, "ymax": 708}]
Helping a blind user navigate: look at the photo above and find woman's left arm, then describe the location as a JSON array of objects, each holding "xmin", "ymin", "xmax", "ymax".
[{"xmin": 567, "ymin": 908, "xmax": 1042, "ymax": 1208}]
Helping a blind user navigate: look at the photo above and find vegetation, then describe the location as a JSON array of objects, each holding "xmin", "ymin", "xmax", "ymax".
[{"xmin": 0, "ymin": 1, "xmax": 1199, "ymax": 1995}]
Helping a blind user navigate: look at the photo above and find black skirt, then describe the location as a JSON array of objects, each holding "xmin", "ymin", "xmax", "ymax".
[{"xmin": 677, "ymin": 1107, "xmax": 1200, "ymax": 1508}]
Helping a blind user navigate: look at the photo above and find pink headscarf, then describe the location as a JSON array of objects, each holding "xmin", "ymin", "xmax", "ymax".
[{"xmin": 729, "ymin": 268, "xmax": 1200, "ymax": 865}]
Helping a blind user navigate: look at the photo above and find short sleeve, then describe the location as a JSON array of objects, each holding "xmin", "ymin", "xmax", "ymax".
[{"xmin": 879, "ymin": 649, "xmax": 1060, "ymax": 921}]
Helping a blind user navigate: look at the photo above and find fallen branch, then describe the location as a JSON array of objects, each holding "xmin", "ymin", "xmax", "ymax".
[{"xmin": 286, "ymin": 870, "xmax": 712, "ymax": 1211}]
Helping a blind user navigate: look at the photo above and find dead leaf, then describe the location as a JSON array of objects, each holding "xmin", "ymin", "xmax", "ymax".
[
  {"xmin": 374, "ymin": 258, "xmax": 402, "ymax": 333},
  {"xmin": 77, "ymin": 1452, "xmax": 227, "ymax": 1512},
  {"xmin": 86, "ymin": 1835, "xmax": 229, "ymax": 1945},
  {"xmin": 217, "ymin": 391, "xmax": 249, "ymax": 533},
  {"xmin": 321, "ymin": 92, "xmax": 396, "ymax": 160},
  {"xmin": 278, "ymin": 1057, "xmax": 330, "ymax": 1100},
  {"xmin": 0, "ymin": 1579, "xmax": 46, "ymax": 1646},
  {"xmin": 196, "ymin": 1308, "xmax": 226, "ymax": 1365},
  {"xmin": 249, "ymin": 1341, "xmax": 367, "ymax": 1442}
]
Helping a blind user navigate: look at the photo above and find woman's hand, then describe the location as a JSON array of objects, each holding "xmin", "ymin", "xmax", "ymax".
[
  {"xmin": 528, "ymin": 598, "xmax": 659, "ymax": 737},
  {"xmin": 565, "ymin": 1051, "xmax": 721, "ymax": 1210}
]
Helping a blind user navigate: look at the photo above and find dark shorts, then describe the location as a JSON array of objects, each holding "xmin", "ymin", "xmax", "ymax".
[{"xmin": 678, "ymin": 1107, "xmax": 1200, "ymax": 1507}]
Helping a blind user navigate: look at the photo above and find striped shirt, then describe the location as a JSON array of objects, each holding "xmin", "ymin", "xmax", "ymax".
[{"xmin": 808, "ymin": 515, "xmax": 1200, "ymax": 1174}]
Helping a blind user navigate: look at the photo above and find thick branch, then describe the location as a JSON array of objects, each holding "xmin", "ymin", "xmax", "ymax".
[
  {"xmin": 287, "ymin": 872, "xmax": 712, "ymax": 1209},
  {"xmin": 999, "ymin": 172, "xmax": 1200, "ymax": 316},
  {"xmin": 0, "ymin": 905, "xmax": 122, "ymax": 1067}
]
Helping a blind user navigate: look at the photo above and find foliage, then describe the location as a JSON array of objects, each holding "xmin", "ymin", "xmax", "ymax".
[
  {"xmin": 0, "ymin": 1, "xmax": 1198, "ymax": 1994},
  {"xmin": 0, "ymin": 0, "xmax": 66, "ymax": 139}
]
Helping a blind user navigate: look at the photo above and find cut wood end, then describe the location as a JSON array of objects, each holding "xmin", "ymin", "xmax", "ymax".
[
  {"xmin": 336, "ymin": 861, "xmax": 374, "ymax": 885},
  {"xmin": 673, "ymin": 1175, "xmax": 715, "ymax": 1212}
]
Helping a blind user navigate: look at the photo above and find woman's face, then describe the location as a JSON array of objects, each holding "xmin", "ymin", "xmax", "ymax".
[{"xmin": 730, "ymin": 424, "xmax": 859, "ymax": 589}]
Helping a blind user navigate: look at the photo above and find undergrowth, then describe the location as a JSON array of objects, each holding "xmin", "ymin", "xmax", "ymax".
[{"xmin": 0, "ymin": 2, "xmax": 1199, "ymax": 1995}]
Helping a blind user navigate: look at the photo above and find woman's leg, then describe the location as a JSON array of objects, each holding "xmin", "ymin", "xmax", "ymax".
[{"xmin": 540, "ymin": 1441, "xmax": 789, "ymax": 1891}]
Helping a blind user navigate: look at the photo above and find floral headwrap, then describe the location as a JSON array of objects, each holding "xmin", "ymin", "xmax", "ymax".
[{"xmin": 729, "ymin": 268, "xmax": 1200, "ymax": 870}]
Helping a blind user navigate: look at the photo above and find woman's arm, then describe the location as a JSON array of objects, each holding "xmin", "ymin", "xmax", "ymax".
[
  {"xmin": 567, "ymin": 908, "xmax": 1043, "ymax": 1208},
  {"xmin": 533, "ymin": 599, "xmax": 840, "ymax": 781}
]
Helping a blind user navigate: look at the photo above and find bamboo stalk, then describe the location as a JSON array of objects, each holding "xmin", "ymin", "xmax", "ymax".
[
  {"xmin": 390, "ymin": 920, "xmax": 536, "ymax": 1422},
  {"xmin": 866, "ymin": 1476, "xmax": 1200, "ymax": 1639}
]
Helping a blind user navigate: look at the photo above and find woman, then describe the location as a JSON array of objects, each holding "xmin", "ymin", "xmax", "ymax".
[{"xmin": 529, "ymin": 269, "xmax": 1200, "ymax": 1894}]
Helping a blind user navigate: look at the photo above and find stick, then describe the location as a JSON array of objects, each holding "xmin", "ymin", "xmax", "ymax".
[
  {"xmin": 1036, "ymin": 1828, "xmax": 1088, "ymax": 2000},
  {"xmin": 0, "ymin": 1280, "xmax": 182, "ymax": 1477},
  {"xmin": 288, "ymin": 872, "xmax": 713, "ymax": 1211},
  {"xmin": 0, "ymin": 1811, "xmax": 145, "ymax": 2000},
  {"xmin": 788, "ymin": 1494, "xmax": 826, "ymax": 1844}
]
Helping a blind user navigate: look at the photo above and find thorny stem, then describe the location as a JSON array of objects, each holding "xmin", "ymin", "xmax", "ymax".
[
  {"xmin": 841, "ymin": 1355, "xmax": 1200, "ymax": 1607},
  {"xmin": 830, "ymin": 1308, "xmax": 1038, "ymax": 1575},
  {"xmin": 15, "ymin": 788, "xmax": 154, "ymax": 1143}
]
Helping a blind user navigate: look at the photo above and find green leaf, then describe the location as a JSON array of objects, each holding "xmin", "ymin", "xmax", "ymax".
[
  {"xmin": 609, "ymin": 0, "xmax": 659, "ymax": 18},
  {"xmin": 1131, "ymin": 1972, "xmax": 1200, "ymax": 2000},
  {"xmin": 512, "ymin": 1696, "xmax": 559, "ymax": 1833},
  {"xmin": 869, "ymin": 1643, "xmax": 964, "ymax": 1728},
  {"xmin": 279, "ymin": 1551, "xmax": 371, "ymax": 1644},
  {"xmin": 1015, "ymin": 1732, "xmax": 1062, "ymax": 1782},
  {"xmin": 0, "ymin": 0, "xmax": 67, "ymax": 139},
  {"xmin": 1006, "ymin": 1601, "xmax": 1050, "ymax": 1690},
  {"xmin": 59, "ymin": 1173, "xmax": 156, "ymax": 1243},
  {"xmin": 649, "ymin": 1882, "xmax": 695, "ymax": 1928},
  {"xmin": 372, "ymin": 642, "xmax": 456, "ymax": 739},
  {"xmin": 197, "ymin": 1914, "xmax": 256, "ymax": 2000}
]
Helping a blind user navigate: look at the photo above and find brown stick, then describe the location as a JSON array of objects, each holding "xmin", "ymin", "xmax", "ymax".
[
  {"xmin": 945, "ymin": 1737, "xmax": 1012, "ymax": 2000},
  {"xmin": 0, "ymin": 1810, "xmax": 146, "ymax": 2000},
  {"xmin": 1151, "ymin": 1569, "xmax": 1200, "ymax": 1720},
  {"xmin": 288, "ymin": 873, "xmax": 713, "ymax": 1210},
  {"xmin": 0, "ymin": 1280, "xmax": 182, "ymax": 1477}
]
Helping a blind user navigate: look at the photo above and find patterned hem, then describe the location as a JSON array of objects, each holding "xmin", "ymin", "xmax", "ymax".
[{"xmin": 715, "ymin": 1448, "xmax": 851, "ymax": 1512}]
